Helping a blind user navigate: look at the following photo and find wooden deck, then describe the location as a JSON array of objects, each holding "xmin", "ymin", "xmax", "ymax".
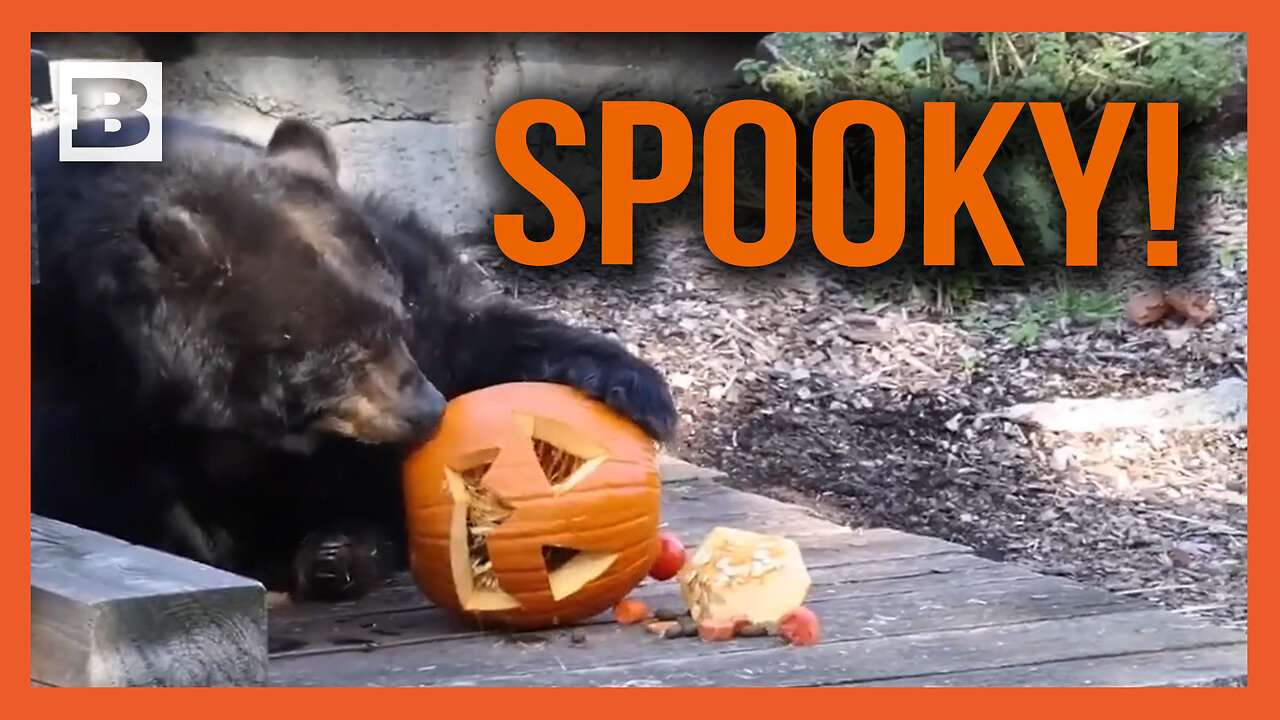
[{"xmin": 266, "ymin": 458, "xmax": 1248, "ymax": 687}]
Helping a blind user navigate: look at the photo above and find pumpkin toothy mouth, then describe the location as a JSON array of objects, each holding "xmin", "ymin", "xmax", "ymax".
[{"xmin": 443, "ymin": 417, "xmax": 622, "ymax": 613}]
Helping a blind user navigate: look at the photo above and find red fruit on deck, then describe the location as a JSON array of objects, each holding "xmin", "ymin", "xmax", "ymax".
[
  {"xmin": 778, "ymin": 606, "xmax": 821, "ymax": 646},
  {"xmin": 648, "ymin": 531, "xmax": 687, "ymax": 581}
]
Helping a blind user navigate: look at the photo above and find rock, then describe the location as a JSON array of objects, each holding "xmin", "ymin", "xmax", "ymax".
[
  {"xmin": 995, "ymin": 378, "xmax": 1247, "ymax": 433},
  {"xmin": 1050, "ymin": 445, "xmax": 1079, "ymax": 471},
  {"xmin": 669, "ymin": 373, "xmax": 696, "ymax": 390}
]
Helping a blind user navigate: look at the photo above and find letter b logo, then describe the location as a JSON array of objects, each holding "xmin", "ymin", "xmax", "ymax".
[{"xmin": 57, "ymin": 61, "xmax": 163, "ymax": 162}]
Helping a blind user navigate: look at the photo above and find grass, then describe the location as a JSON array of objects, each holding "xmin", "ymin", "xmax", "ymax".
[
  {"xmin": 1199, "ymin": 143, "xmax": 1248, "ymax": 206},
  {"xmin": 954, "ymin": 275, "xmax": 1123, "ymax": 349}
]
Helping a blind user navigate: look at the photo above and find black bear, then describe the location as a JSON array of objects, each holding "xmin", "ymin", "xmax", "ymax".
[
  {"xmin": 31, "ymin": 115, "xmax": 446, "ymax": 570},
  {"xmin": 32, "ymin": 115, "xmax": 679, "ymax": 602},
  {"xmin": 172, "ymin": 123, "xmax": 682, "ymax": 601}
]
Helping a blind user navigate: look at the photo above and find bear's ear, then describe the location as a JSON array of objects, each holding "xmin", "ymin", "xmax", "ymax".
[
  {"xmin": 137, "ymin": 199, "xmax": 222, "ymax": 280},
  {"xmin": 265, "ymin": 117, "xmax": 340, "ymax": 182}
]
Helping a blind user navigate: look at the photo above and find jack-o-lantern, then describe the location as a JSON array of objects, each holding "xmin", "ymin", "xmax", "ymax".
[{"xmin": 403, "ymin": 381, "xmax": 662, "ymax": 630}]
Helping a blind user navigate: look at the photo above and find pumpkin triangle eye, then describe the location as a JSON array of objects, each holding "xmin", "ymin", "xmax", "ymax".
[
  {"xmin": 531, "ymin": 438, "xmax": 586, "ymax": 488},
  {"xmin": 525, "ymin": 418, "xmax": 611, "ymax": 494}
]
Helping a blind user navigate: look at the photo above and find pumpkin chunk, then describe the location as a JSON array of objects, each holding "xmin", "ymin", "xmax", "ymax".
[
  {"xmin": 613, "ymin": 599, "xmax": 652, "ymax": 625},
  {"xmin": 676, "ymin": 526, "xmax": 811, "ymax": 625}
]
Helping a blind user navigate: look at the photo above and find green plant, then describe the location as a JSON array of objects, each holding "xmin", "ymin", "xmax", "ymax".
[
  {"xmin": 1010, "ymin": 314, "xmax": 1041, "ymax": 348},
  {"xmin": 1217, "ymin": 242, "xmax": 1244, "ymax": 271},
  {"xmin": 1042, "ymin": 281, "xmax": 1122, "ymax": 322},
  {"xmin": 1195, "ymin": 142, "xmax": 1249, "ymax": 203}
]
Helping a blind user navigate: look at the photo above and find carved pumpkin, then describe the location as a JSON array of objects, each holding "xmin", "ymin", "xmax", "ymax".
[{"xmin": 403, "ymin": 381, "xmax": 662, "ymax": 630}]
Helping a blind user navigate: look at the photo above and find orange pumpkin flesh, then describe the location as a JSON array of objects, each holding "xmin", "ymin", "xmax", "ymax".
[{"xmin": 403, "ymin": 382, "xmax": 662, "ymax": 630}]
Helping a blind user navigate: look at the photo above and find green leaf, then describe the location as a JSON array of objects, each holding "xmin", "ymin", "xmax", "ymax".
[
  {"xmin": 896, "ymin": 38, "xmax": 935, "ymax": 70},
  {"xmin": 954, "ymin": 61, "xmax": 984, "ymax": 89}
]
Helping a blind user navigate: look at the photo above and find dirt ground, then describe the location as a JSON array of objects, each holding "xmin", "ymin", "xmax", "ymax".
[{"xmin": 464, "ymin": 135, "xmax": 1248, "ymax": 632}]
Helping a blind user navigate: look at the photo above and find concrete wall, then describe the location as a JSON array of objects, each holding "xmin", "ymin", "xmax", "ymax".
[{"xmin": 31, "ymin": 32, "xmax": 762, "ymax": 240}]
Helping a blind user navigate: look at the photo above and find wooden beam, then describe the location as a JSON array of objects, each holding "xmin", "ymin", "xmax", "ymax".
[{"xmin": 30, "ymin": 513, "xmax": 268, "ymax": 687}]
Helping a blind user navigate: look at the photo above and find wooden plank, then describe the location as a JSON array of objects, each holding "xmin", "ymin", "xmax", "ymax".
[
  {"xmin": 266, "ymin": 505, "xmax": 978, "ymax": 625},
  {"xmin": 664, "ymin": 514, "xmax": 854, "ymax": 542},
  {"xmin": 662, "ymin": 513, "xmax": 967, "ymax": 558},
  {"xmin": 659, "ymin": 476, "xmax": 969, "ymax": 559},
  {"xmin": 265, "ymin": 560, "xmax": 1156, "ymax": 686},
  {"xmin": 263, "ymin": 466, "xmax": 1247, "ymax": 688},
  {"xmin": 267, "ymin": 550, "xmax": 1034, "ymax": 653},
  {"xmin": 658, "ymin": 476, "xmax": 761, "ymax": 507},
  {"xmin": 30, "ymin": 513, "xmax": 269, "ymax": 687},
  {"xmin": 658, "ymin": 477, "xmax": 796, "ymax": 517},
  {"xmin": 845, "ymin": 645, "xmax": 1248, "ymax": 687},
  {"xmin": 268, "ymin": 557, "xmax": 1031, "ymax": 637},
  {"xmin": 267, "ymin": 531, "xmax": 1014, "ymax": 629},
  {"xmin": 432, "ymin": 610, "xmax": 1245, "ymax": 688},
  {"xmin": 660, "ymin": 477, "xmax": 971, "ymax": 559},
  {"xmin": 657, "ymin": 454, "xmax": 727, "ymax": 483}
]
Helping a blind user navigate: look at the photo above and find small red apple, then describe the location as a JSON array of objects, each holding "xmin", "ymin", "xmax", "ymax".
[{"xmin": 648, "ymin": 531, "xmax": 687, "ymax": 581}]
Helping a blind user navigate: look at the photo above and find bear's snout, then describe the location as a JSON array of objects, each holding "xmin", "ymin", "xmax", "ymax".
[
  {"xmin": 396, "ymin": 372, "xmax": 447, "ymax": 444},
  {"xmin": 314, "ymin": 344, "xmax": 444, "ymax": 446}
]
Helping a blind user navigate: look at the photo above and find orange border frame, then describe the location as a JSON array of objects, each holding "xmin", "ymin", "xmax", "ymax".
[{"xmin": 8, "ymin": 14, "xmax": 1261, "ymax": 702}]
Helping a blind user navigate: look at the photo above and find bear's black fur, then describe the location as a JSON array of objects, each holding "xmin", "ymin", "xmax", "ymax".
[
  {"xmin": 32, "ymin": 115, "xmax": 679, "ymax": 601},
  {"xmin": 31, "ymin": 115, "xmax": 445, "ymax": 567}
]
